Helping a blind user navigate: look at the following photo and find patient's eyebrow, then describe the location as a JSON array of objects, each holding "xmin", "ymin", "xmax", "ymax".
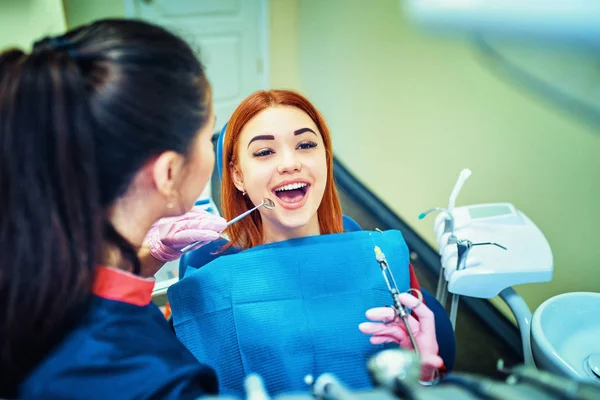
[
  {"xmin": 247, "ymin": 134, "xmax": 275, "ymax": 148},
  {"xmin": 294, "ymin": 128, "xmax": 317, "ymax": 136}
]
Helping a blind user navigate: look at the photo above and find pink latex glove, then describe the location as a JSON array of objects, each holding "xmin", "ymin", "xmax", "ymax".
[
  {"xmin": 145, "ymin": 207, "xmax": 227, "ymax": 263},
  {"xmin": 359, "ymin": 292, "xmax": 444, "ymax": 382}
]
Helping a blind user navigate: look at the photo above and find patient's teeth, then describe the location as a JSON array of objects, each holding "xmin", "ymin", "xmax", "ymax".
[{"xmin": 275, "ymin": 182, "xmax": 307, "ymax": 191}]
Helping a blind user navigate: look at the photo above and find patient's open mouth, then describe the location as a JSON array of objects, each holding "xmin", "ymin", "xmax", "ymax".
[{"xmin": 272, "ymin": 182, "xmax": 310, "ymax": 204}]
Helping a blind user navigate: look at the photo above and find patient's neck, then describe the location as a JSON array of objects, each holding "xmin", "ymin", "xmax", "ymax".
[{"xmin": 262, "ymin": 215, "xmax": 321, "ymax": 245}]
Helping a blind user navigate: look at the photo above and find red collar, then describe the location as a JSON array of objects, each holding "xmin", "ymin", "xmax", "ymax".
[{"xmin": 92, "ymin": 266, "xmax": 155, "ymax": 306}]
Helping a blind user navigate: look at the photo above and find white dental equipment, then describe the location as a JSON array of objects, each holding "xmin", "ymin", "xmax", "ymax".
[
  {"xmin": 420, "ymin": 169, "xmax": 553, "ymax": 366},
  {"xmin": 404, "ymin": 0, "xmax": 600, "ymax": 44},
  {"xmin": 420, "ymin": 168, "xmax": 472, "ymax": 307}
]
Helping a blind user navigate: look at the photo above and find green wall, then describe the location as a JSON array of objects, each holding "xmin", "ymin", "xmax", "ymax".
[
  {"xmin": 293, "ymin": 0, "xmax": 600, "ymax": 316},
  {"xmin": 0, "ymin": 0, "xmax": 66, "ymax": 51},
  {"xmin": 62, "ymin": 0, "xmax": 124, "ymax": 28},
  {"xmin": 270, "ymin": 0, "xmax": 302, "ymax": 89}
]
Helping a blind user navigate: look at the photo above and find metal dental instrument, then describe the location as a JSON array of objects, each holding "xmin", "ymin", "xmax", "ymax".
[
  {"xmin": 180, "ymin": 198, "xmax": 275, "ymax": 253},
  {"xmin": 419, "ymin": 209, "xmax": 456, "ymax": 304},
  {"xmin": 448, "ymin": 239, "xmax": 507, "ymax": 328},
  {"xmin": 418, "ymin": 168, "xmax": 471, "ymax": 306},
  {"xmin": 374, "ymin": 246, "xmax": 420, "ymax": 356},
  {"xmin": 496, "ymin": 359, "xmax": 600, "ymax": 400},
  {"xmin": 224, "ymin": 197, "xmax": 275, "ymax": 227}
]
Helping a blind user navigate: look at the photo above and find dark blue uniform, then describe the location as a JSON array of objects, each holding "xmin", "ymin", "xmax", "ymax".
[{"xmin": 19, "ymin": 266, "xmax": 218, "ymax": 399}]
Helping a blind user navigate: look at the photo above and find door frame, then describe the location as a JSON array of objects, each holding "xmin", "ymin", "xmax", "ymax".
[{"xmin": 122, "ymin": 0, "xmax": 271, "ymax": 90}]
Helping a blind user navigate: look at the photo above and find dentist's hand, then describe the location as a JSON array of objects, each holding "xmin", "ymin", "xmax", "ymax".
[
  {"xmin": 359, "ymin": 293, "xmax": 444, "ymax": 381},
  {"xmin": 145, "ymin": 207, "xmax": 227, "ymax": 263}
]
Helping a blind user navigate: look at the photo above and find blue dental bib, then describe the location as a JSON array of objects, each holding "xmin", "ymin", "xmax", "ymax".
[{"xmin": 168, "ymin": 230, "xmax": 410, "ymax": 396}]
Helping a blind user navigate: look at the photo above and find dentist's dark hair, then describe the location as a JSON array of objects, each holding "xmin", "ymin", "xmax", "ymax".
[{"xmin": 0, "ymin": 19, "xmax": 210, "ymax": 390}]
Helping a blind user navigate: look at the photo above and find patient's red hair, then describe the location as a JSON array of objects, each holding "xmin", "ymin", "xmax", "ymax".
[{"xmin": 221, "ymin": 90, "xmax": 343, "ymax": 250}]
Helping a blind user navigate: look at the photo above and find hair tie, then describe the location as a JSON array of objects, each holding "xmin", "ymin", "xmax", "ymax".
[{"xmin": 33, "ymin": 35, "xmax": 77, "ymax": 58}]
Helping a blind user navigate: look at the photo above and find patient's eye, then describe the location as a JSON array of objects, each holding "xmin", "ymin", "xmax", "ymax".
[
  {"xmin": 297, "ymin": 141, "xmax": 317, "ymax": 150},
  {"xmin": 252, "ymin": 148, "xmax": 274, "ymax": 157}
]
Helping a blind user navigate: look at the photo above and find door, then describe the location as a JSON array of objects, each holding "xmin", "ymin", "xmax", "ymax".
[{"xmin": 127, "ymin": 0, "xmax": 269, "ymax": 200}]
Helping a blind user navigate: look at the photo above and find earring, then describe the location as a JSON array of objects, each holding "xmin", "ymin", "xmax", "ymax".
[
  {"xmin": 242, "ymin": 190, "xmax": 246, "ymax": 196},
  {"xmin": 166, "ymin": 193, "xmax": 178, "ymax": 209}
]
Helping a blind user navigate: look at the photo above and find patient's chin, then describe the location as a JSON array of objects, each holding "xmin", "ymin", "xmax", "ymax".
[
  {"xmin": 279, "ymin": 217, "xmax": 311, "ymax": 230},
  {"xmin": 274, "ymin": 213, "xmax": 319, "ymax": 236}
]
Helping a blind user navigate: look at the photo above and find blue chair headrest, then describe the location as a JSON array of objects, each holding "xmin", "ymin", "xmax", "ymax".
[{"xmin": 216, "ymin": 123, "xmax": 227, "ymax": 182}]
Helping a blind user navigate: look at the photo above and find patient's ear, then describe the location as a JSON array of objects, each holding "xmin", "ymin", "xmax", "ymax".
[{"xmin": 230, "ymin": 163, "xmax": 245, "ymax": 193}]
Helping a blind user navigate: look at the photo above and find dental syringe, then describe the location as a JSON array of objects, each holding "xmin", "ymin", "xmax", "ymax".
[{"xmin": 374, "ymin": 246, "xmax": 420, "ymax": 356}]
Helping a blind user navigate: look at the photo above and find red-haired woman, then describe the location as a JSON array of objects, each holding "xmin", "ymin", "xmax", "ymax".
[{"xmin": 156, "ymin": 90, "xmax": 443, "ymax": 396}]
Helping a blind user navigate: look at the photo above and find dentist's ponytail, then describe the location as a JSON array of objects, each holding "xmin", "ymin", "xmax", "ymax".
[
  {"xmin": 0, "ymin": 45, "xmax": 101, "ymax": 387},
  {"xmin": 0, "ymin": 19, "xmax": 211, "ymax": 391}
]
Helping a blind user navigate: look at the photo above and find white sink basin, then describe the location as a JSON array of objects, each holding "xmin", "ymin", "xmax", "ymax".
[{"xmin": 532, "ymin": 292, "xmax": 600, "ymax": 383}]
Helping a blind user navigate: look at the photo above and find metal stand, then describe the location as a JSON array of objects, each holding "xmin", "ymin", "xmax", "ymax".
[{"xmin": 499, "ymin": 287, "xmax": 535, "ymax": 367}]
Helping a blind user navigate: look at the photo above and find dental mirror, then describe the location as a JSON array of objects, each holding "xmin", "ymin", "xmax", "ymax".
[
  {"xmin": 225, "ymin": 197, "xmax": 275, "ymax": 227},
  {"xmin": 180, "ymin": 197, "xmax": 276, "ymax": 253},
  {"xmin": 261, "ymin": 198, "xmax": 276, "ymax": 210}
]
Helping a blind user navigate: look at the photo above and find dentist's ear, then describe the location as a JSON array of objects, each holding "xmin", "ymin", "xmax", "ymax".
[
  {"xmin": 230, "ymin": 163, "xmax": 245, "ymax": 193},
  {"xmin": 150, "ymin": 151, "xmax": 186, "ymax": 214},
  {"xmin": 152, "ymin": 151, "xmax": 186, "ymax": 198}
]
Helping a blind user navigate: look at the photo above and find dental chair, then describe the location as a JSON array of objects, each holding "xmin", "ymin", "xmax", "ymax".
[{"xmin": 177, "ymin": 124, "xmax": 456, "ymax": 372}]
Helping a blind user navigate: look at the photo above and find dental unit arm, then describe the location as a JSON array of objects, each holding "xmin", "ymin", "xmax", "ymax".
[
  {"xmin": 403, "ymin": 0, "xmax": 600, "ymax": 44},
  {"xmin": 419, "ymin": 169, "xmax": 553, "ymax": 367}
]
